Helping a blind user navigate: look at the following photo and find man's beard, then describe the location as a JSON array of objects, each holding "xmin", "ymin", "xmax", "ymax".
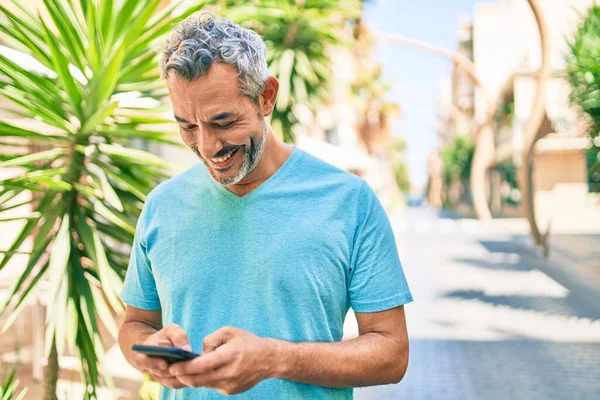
[{"xmin": 193, "ymin": 120, "xmax": 268, "ymax": 186}]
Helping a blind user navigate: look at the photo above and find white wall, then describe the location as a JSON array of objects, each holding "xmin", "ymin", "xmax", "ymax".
[{"xmin": 473, "ymin": 0, "xmax": 594, "ymax": 123}]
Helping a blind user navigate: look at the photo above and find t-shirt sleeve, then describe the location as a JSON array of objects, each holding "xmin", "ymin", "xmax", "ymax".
[
  {"xmin": 348, "ymin": 182, "xmax": 413, "ymax": 313},
  {"xmin": 120, "ymin": 205, "xmax": 161, "ymax": 311}
]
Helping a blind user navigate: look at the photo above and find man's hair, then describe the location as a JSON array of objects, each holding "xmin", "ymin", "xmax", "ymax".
[{"xmin": 160, "ymin": 14, "xmax": 269, "ymax": 99}]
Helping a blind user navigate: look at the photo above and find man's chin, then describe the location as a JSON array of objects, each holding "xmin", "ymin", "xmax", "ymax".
[
  {"xmin": 208, "ymin": 165, "xmax": 246, "ymax": 186},
  {"xmin": 210, "ymin": 170, "xmax": 234, "ymax": 184}
]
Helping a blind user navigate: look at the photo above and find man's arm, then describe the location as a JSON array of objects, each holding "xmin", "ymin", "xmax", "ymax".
[
  {"xmin": 273, "ymin": 305, "xmax": 409, "ymax": 387},
  {"xmin": 118, "ymin": 305, "xmax": 163, "ymax": 368},
  {"xmin": 169, "ymin": 306, "xmax": 409, "ymax": 394}
]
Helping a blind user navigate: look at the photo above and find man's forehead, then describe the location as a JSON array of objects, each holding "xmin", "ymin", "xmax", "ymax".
[
  {"xmin": 166, "ymin": 62, "xmax": 240, "ymax": 91},
  {"xmin": 167, "ymin": 64, "xmax": 248, "ymax": 120}
]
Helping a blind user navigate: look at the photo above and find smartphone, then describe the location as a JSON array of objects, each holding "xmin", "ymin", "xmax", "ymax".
[{"xmin": 132, "ymin": 345, "xmax": 200, "ymax": 363}]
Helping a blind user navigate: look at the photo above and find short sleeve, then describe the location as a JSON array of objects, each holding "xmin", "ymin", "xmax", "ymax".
[
  {"xmin": 348, "ymin": 182, "xmax": 413, "ymax": 313},
  {"xmin": 120, "ymin": 205, "xmax": 161, "ymax": 310}
]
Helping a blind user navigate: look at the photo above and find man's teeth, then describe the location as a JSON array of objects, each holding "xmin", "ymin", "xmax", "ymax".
[{"xmin": 211, "ymin": 149, "xmax": 236, "ymax": 163}]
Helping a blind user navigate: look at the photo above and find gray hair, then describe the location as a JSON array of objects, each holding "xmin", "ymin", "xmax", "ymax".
[{"xmin": 160, "ymin": 14, "xmax": 269, "ymax": 99}]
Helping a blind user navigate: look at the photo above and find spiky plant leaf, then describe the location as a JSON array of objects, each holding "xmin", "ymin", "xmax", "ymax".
[{"xmin": 0, "ymin": 0, "xmax": 209, "ymax": 397}]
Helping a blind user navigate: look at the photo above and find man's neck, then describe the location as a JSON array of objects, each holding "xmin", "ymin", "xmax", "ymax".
[{"xmin": 225, "ymin": 133, "xmax": 293, "ymax": 197}]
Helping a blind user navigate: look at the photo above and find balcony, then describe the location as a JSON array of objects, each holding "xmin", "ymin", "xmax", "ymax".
[{"xmin": 495, "ymin": 115, "xmax": 589, "ymax": 164}]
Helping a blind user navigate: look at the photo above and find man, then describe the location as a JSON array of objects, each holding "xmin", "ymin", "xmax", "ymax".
[{"xmin": 118, "ymin": 14, "xmax": 412, "ymax": 399}]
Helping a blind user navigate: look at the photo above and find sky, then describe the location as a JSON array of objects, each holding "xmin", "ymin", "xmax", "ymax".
[{"xmin": 363, "ymin": 0, "xmax": 496, "ymax": 190}]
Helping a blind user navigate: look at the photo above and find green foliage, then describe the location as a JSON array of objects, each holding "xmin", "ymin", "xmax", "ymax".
[
  {"xmin": 0, "ymin": 369, "xmax": 27, "ymax": 400},
  {"xmin": 494, "ymin": 97, "xmax": 515, "ymax": 128},
  {"xmin": 0, "ymin": 0, "xmax": 208, "ymax": 397},
  {"xmin": 388, "ymin": 137, "xmax": 410, "ymax": 193},
  {"xmin": 587, "ymin": 144, "xmax": 600, "ymax": 192},
  {"xmin": 496, "ymin": 162, "xmax": 518, "ymax": 190},
  {"xmin": 566, "ymin": 5, "xmax": 600, "ymax": 175},
  {"xmin": 218, "ymin": 0, "xmax": 362, "ymax": 143},
  {"xmin": 496, "ymin": 162, "xmax": 520, "ymax": 205},
  {"xmin": 392, "ymin": 160, "xmax": 410, "ymax": 193},
  {"xmin": 441, "ymin": 135, "xmax": 474, "ymax": 186},
  {"xmin": 567, "ymin": 5, "xmax": 600, "ymax": 136}
]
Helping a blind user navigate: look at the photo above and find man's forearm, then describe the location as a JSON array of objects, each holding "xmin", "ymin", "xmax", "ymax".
[
  {"xmin": 118, "ymin": 321, "xmax": 158, "ymax": 369},
  {"xmin": 269, "ymin": 332, "xmax": 408, "ymax": 388}
]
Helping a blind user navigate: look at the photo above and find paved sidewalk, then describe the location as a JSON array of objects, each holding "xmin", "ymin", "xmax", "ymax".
[{"xmin": 349, "ymin": 207, "xmax": 600, "ymax": 400}]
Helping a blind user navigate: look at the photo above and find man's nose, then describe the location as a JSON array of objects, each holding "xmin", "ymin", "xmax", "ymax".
[{"xmin": 196, "ymin": 127, "xmax": 223, "ymax": 159}]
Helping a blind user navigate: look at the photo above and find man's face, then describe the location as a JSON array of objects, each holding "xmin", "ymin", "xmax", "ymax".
[{"xmin": 167, "ymin": 63, "xmax": 267, "ymax": 186}]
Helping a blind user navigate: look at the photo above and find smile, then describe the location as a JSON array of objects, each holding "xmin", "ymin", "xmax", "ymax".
[{"xmin": 210, "ymin": 148, "xmax": 239, "ymax": 169}]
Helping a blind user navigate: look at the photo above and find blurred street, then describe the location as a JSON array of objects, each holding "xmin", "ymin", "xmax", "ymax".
[{"xmin": 345, "ymin": 206, "xmax": 600, "ymax": 400}]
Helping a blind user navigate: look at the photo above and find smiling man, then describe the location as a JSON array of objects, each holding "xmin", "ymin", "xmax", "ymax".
[{"xmin": 118, "ymin": 14, "xmax": 413, "ymax": 400}]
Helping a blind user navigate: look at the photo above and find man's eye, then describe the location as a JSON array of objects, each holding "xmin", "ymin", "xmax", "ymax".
[
  {"xmin": 181, "ymin": 125, "xmax": 197, "ymax": 132},
  {"xmin": 215, "ymin": 121, "xmax": 234, "ymax": 129}
]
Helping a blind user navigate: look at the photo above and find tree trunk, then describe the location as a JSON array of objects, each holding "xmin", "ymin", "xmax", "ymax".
[
  {"xmin": 521, "ymin": 0, "xmax": 551, "ymax": 253},
  {"xmin": 471, "ymin": 124, "xmax": 494, "ymax": 220},
  {"xmin": 43, "ymin": 339, "xmax": 59, "ymax": 400}
]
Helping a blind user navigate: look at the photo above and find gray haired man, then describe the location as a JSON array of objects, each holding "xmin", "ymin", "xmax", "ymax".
[{"xmin": 118, "ymin": 14, "xmax": 412, "ymax": 399}]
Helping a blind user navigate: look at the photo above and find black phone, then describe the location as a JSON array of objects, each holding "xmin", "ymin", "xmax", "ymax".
[{"xmin": 132, "ymin": 345, "xmax": 200, "ymax": 363}]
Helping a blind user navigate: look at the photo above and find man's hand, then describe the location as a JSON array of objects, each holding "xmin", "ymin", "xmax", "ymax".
[
  {"xmin": 134, "ymin": 324, "xmax": 192, "ymax": 390},
  {"xmin": 169, "ymin": 326, "xmax": 277, "ymax": 396}
]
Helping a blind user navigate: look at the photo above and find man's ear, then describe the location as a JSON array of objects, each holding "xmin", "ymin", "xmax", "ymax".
[{"xmin": 259, "ymin": 76, "xmax": 279, "ymax": 117}]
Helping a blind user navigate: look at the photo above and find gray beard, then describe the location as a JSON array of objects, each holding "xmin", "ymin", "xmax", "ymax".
[{"xmin": 194, "ymin": 120, "xmax": 268, "ymax": 187}]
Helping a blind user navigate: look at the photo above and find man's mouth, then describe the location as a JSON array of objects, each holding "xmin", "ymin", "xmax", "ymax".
[{"xmin": 210, "ymin": 147, "xmax": 240, "ymax": 169}]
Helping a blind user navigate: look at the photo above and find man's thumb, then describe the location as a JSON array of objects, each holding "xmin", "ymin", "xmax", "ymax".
[
  {"xmin": 163, "ymin": 324, "xmax": 191, "ymax": 350},
  {"xmin": 202, "ymin": 326, "xmax": 234, "ymax": 354}
]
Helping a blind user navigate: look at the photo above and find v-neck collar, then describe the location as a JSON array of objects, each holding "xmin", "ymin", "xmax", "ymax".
[{"xmin": 205, "ymin": 146, "xmax": 302, "ymax": 206}]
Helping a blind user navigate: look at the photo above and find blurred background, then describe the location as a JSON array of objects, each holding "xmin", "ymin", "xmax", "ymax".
[{"xmin": 0, "ymin": 0, "xmax": 599, "ymax": 399}]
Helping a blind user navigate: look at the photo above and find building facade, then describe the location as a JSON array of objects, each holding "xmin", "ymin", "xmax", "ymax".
[
  {"xmin": 474, "ymin": 0, "xmax": 593, "ymax": 224},
  {"xmin": 437, "ymin": 0, "xmax": 597, "ymax": 223}
]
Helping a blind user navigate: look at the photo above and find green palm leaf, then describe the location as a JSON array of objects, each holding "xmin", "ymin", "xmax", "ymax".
[
  {"xmin": 220, "ymin": 0, "xmax": 361, "ymax": 142},
  {"xmin": 567, "ymin": 5, "xmax": 600, "ymax": 176},
  {"xmin": 0, "ymin": 0, "xmax": 209, "ymax": 397}
]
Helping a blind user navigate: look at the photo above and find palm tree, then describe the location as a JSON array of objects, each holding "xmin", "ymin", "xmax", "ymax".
[
  {"xmin": 218, "ymin": 0, "xmax": 362, "ymax": 143},
  {"xmin": 352, "ymin": 64, "xmax": 400, "ymax": 154},
  {"xmin": 0, "ymin": 0, "xmax": 207, "ymax": 398},
  {"xmin": 566, "ymin": 5, "xmax": 600, "ymax": 189}
]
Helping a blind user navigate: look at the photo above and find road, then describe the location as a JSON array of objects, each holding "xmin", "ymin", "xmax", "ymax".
[{"xmin": 346, "ymin": 207, "xmax": 600, "ymax": 400}]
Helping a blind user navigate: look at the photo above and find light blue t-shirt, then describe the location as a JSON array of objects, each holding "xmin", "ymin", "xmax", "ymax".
[{"xmin": 121, "ymin": 147, "xmax": 412, "ymax": 399}]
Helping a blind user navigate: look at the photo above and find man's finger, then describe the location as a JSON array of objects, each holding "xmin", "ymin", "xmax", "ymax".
[
  {"xmin": 163, "ymin": 378, "xmax": 186, "ymax": 390},
  {"xmin": 174, "ymin": 366, "xmax": 230, "ymax": 389},
  {"xmin": 151, "ymin": 375, "xmax": 186, "ymax": 390},
  {"xmin": 148, "ymin": 337, "xmax": 172, "ymax": 346},
  {"xmin": 144, "ymin": 333, "xmax": 173, "ymax": 347},
  {"xmin": 149, "ymin": 368, "xmax": 176, "ymax": 379},
  {"xmin": 137, "ymin": 353, "xmax": 168, "ymax": 371},
  {"xmin": 163, "ymin": 324, "xmax": 192, "ymax": 350},
  {"xmin": 147, "ymin": 358, "xmax": 170, "ymax": 372},
  {"xmin": 202, "ymin": 326, "xmax": 235, "ymax": 353},
  {"xmin": 136, "ymin": 353, "xmax": 170, "ymax": 373},
  {"xmin": 169, "ymin": 348, "xmax": 231, "ymax": 376}
]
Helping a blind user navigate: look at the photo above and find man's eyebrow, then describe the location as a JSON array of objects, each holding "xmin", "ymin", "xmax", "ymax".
[
  {"xmin": 174, "ymin": 115, "xmax": 193, "ymax": 124},
  {"xmin": 210, "ymin": 112, "xmax": 232, "ymax": 122}
]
